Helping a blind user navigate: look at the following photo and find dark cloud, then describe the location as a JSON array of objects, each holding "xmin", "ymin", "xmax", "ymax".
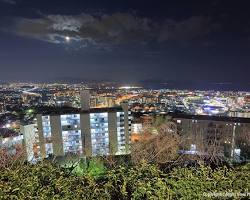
[
  {"xmin": 3, "ymin": 12, "xmax": 218, "ymax": 48},
  {"xmin": 0, "ymin": 0, "xmax": 16, "ymax": 5},
  {"xmin": 158, "ymin": 16, "xmax": 218, "ymax": 42}
]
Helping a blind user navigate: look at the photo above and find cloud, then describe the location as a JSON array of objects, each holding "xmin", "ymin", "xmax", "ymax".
[
  {"xmin": 1, "ymin": 0, "xmax": 16, "ymax": 5},
  {"xmin": 2, "ymin": 12, "xmax": 218, "ymax": 48},
  {"xmin": 158, "ymin": 16, "xmax": 217, "ymax": 42}
]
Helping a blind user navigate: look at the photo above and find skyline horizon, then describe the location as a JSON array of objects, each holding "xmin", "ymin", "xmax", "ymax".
[{"xmin": 1, "ymin": 79, "xmax": 250, "ymax": 92}]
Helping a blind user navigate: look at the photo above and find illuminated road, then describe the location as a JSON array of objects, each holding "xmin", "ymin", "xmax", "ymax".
[{"xmin": 22, "ymin": 87, "xmax": 41, "ymax": 97}]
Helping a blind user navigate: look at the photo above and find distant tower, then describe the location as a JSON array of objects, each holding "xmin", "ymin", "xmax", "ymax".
[
  {"xmin": 80, "ymin": 90, "xmax": 90, "ymax": 110},
  {"xmin": 3, "ymin": 99, "xmax": 6, "ymax": 112}
]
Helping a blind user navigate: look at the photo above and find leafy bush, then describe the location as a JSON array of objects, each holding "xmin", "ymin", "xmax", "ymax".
[
  {"xmin": 0, "ymin": 161, "xmax": 249, "ymax": 200},
  {"xmin": 0, "ymin": 161, "xmax": 110, "ymax": 200},
  {"xmin": 72, "ymin": 158, "xmax": 106, "ymax": 177},
  {"xmin": 168, "ymin": 164, "xmax": 250, "ymax": 199}
]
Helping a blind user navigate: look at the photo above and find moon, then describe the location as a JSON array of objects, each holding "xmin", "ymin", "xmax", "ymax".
[{"xmin": 65, "ymin": 36, "xmax": 70, "ymax": 42}]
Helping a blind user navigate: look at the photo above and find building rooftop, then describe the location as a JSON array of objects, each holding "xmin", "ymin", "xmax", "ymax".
[
  {"xmin": 34, "ymin": 106, "xmax": 124, "ymax": 116},
  {"xmin": 169, "ymin": 113, "xmax": 250, "ymax": 123}
]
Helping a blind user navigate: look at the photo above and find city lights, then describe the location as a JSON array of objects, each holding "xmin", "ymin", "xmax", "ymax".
[{"xmin": 0, "ymin": 0, "xmax": 250, "ymax": 198}]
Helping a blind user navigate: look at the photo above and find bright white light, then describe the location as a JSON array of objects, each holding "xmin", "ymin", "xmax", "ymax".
[
  {"xmin": 5, "ymin": 124, "xmax": 11, "ymax": 128},
  {"xmin": 177, "ymin": 120, "xmax": 181, "ymax": 124},
  {"xmin": 65, "ymin": 36, "xmax": 70, "ymax": 42},
  {"xmin": 119, "ymin": 86, "xmax": 131, "ymax": 89}
]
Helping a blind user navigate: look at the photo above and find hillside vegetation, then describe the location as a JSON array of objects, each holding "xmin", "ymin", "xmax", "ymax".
[{"xmin": 0, "ymin": 160, "xmax": 249, "ymax": 200}]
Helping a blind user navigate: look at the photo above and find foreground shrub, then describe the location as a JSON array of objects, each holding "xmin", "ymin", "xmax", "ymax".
[
  {"xmin": 168, "ymin": 164, "xmax": 250, "ymax": 199},
  {"xmin": 0, "ymin": 161, "xmax": 110, "ymax": 200},
  {"xmin": 0, "ymin": 161, "xmax": 249, "ymax": 200},
  {"xmin": 104, "ymin": 162, "xmax": 171, "ymax": 199},
  {"xmin": 71, "ymin": 158, "xmax": 106, "ymax": 177}
]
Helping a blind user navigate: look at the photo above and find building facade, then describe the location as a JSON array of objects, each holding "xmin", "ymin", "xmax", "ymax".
[
  {"xmin": 22, "ymin": 104, "xmax": 131, "ymax": 160},
  {"xmin": 171, "ymin": 114, "xmax": 250, "ymax": 162}
]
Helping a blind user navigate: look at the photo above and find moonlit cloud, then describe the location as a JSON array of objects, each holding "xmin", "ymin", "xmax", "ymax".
[
  {"xmin": 3, "ymin": 12, "xmax": 218, "ymax": 49},
  {"xmin": 48, "ymin": 15, "xmax": 83, "ymax": 32}
]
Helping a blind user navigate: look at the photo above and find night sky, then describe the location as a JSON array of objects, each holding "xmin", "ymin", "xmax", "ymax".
[{"xmin": 1, "ymin": 0, "xmax": 250, "ymax": 88}]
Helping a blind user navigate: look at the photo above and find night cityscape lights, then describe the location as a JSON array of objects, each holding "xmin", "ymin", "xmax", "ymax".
[{"xmin": 0, "ymin": 0, "xmax": 250, "ymax": 198}]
